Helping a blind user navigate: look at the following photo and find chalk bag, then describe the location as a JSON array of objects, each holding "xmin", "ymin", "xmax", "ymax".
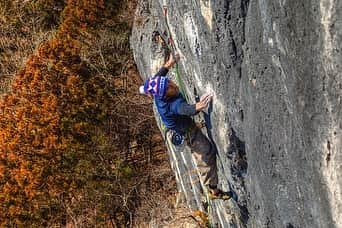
[{"xmin": 171, "ymin": 131, "xmax": 184, "ymax": 146}]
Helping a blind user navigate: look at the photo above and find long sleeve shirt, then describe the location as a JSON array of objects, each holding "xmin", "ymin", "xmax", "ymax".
[{"xmin": 154, "ymin": 67, "xmax": 196, "ymax": 134}]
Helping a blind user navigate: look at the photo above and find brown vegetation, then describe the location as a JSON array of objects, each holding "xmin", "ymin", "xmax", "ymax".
[
  {"xmin": 0, "ymin": 0, "xmax": 65, "ymax": 95},
  {"xmin": 0, "ymin": 0, "xmax": 176, "ymax": 227}
]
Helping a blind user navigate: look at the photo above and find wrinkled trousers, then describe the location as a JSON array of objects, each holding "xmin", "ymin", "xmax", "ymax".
[{"xmin": 187, "ymin": 126, "xmax": 218, "ymax": 187}]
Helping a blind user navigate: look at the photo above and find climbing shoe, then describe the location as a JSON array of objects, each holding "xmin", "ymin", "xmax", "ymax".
[{"xmin": 208, "ymin": 187, "xmax": 232, "ymax": 200}]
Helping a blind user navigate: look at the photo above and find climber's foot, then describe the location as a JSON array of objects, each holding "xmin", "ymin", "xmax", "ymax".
[{"xmin": 208, "ymin": 186, "xmax": 232, "ymax": 200}]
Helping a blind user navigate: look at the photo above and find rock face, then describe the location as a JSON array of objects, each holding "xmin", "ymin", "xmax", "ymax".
[{"xmin": 131, "ymin": 0, "xmax": 341, "ymax": 227}]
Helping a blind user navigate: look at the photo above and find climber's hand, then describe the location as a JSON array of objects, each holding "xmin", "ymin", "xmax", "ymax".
[
  {"xmin": 173, "ymin": 52, "xmax": 180, "ymax": 62},
  {"xmin": 164, "ymin": 52, "xmax": 180, "ymax": 69},
  {"xmin": 196, "ymin": 92, "xmax": 213, "ymax": 112}
]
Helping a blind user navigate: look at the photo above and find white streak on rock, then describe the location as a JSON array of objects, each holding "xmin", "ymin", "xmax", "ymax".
[
  {"xmin": 268, "ymin": 37, "xmax": 274, "ymax": 47},
  {"xmin": 271, "ymin": 55, "xmax": 293, "ymax": 114},
  {"xmin": 320, "ymin": 0, "xmax": 334, "ymax": 58},
  {"xmin": 193, "ymin": 71, "xmax": 203, "ymax": 87},
  {"xmin": 204, "ymin": 83, "xmax": 215, "ymax": 95},
  {"xmin": 273, "ymin": 22, "xmax": 286, "ymax": 55},
  {"xmin": 214, "ymin": 98, "xmax": 229, "ymax": 150},
  {"xmin": 200, "ymin": 0, "xmax": 213, "ymax": 30},
  {"xmin": 216, "ymin": 205, "xmax": 226, "ymax": 227},
  {"xmin": 258, "ymin": 0, "xmax": 272, "ymax": 44},
  {"xmin": 320, "ymin": 2, "xmax": 341, "ymax": 226},
  {"xmin": 184, "ymin": 13, "xmax": 202, "ymax": 56}
]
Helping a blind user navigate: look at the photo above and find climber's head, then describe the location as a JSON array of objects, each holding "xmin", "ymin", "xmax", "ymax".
[
  {"xmin": 139, "ymin": 76, "xmax": 179, "ymax": 100},
  {"xmin": 164, "ymin": 80, "xmax": 179, "ymax": 100}
]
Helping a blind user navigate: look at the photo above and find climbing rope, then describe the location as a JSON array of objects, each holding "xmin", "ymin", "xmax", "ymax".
[
  {"xmin": 174, "ymin": 64, "xmax": 190, "ymax": 102},
  {"xmin": 162, "ymin": 6, "xmax": 190, "ymax": 102},
  {"xmin": 162, "ymin": 5, "xmax": 215, "ymax": 227}
]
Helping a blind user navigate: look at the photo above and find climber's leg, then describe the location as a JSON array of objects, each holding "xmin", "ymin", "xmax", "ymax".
[{"xmin": 188, "ymin": 127, "xmax": 218, "ymax": 187}]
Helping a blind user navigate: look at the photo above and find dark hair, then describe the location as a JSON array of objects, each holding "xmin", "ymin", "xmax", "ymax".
[{"xmin": 164, "ymin": 80, "xmax": 179, "ymax": 100}]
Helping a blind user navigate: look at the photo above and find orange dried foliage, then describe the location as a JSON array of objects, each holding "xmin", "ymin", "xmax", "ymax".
[{"xmin": 0, "ymin": 0, "xmax": 111, "ymax": 226}]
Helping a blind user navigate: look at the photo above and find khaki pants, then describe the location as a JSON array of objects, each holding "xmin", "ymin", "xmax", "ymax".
[{"xmin": 187, "ymin": 126, "xmax": 218, "ymax": 187}]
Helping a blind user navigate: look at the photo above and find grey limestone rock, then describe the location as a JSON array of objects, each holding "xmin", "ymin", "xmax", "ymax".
[{"xmin": 131, "ymin": 0, "xmax": 341, "ymax": 227}]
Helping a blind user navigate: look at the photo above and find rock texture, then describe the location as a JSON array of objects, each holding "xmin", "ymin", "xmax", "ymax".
[{"xmin": 131, "ymin": 0, "xmax": 341, "ymax": 227}]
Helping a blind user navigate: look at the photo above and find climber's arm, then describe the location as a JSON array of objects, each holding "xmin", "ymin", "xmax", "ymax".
[
  {"xmin": 175, "ymin": 93, "xmax": 213, "ymax": 116},
  {"xmin": 173, "ymin": 92, "xmax": 213, "ymax": 116},
  {"xmin": 164, "ymin": 53, "xmax": 180, "ymax": 69},
  {"xmin": 154, "ymin": 53, "xmax": 180, "ymax": 77},
  {"xmin": 177, "ymin": 102, "xmax": 197, "ymax": 116},
  {"xmin": 154, "ymin": 67, "xmax": 169, "ymax": 77},
  {"xmin": 153, "ymin": 53, "xmax": 179, "ymax": 76}
]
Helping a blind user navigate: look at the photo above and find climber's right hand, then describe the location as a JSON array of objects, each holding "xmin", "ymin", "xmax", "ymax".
[
  {"xmin": 173, "ymin": 52, "xmax": 180, "ymax": 63},
  {"xmin": 195, "ymin": 92, "xmax": 213, "ymax": 112}
]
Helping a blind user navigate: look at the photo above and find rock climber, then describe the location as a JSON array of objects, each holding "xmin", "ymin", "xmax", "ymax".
[{"xmin": 139, "ymin": 53, "xmax": 232, "ymax": 200}]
